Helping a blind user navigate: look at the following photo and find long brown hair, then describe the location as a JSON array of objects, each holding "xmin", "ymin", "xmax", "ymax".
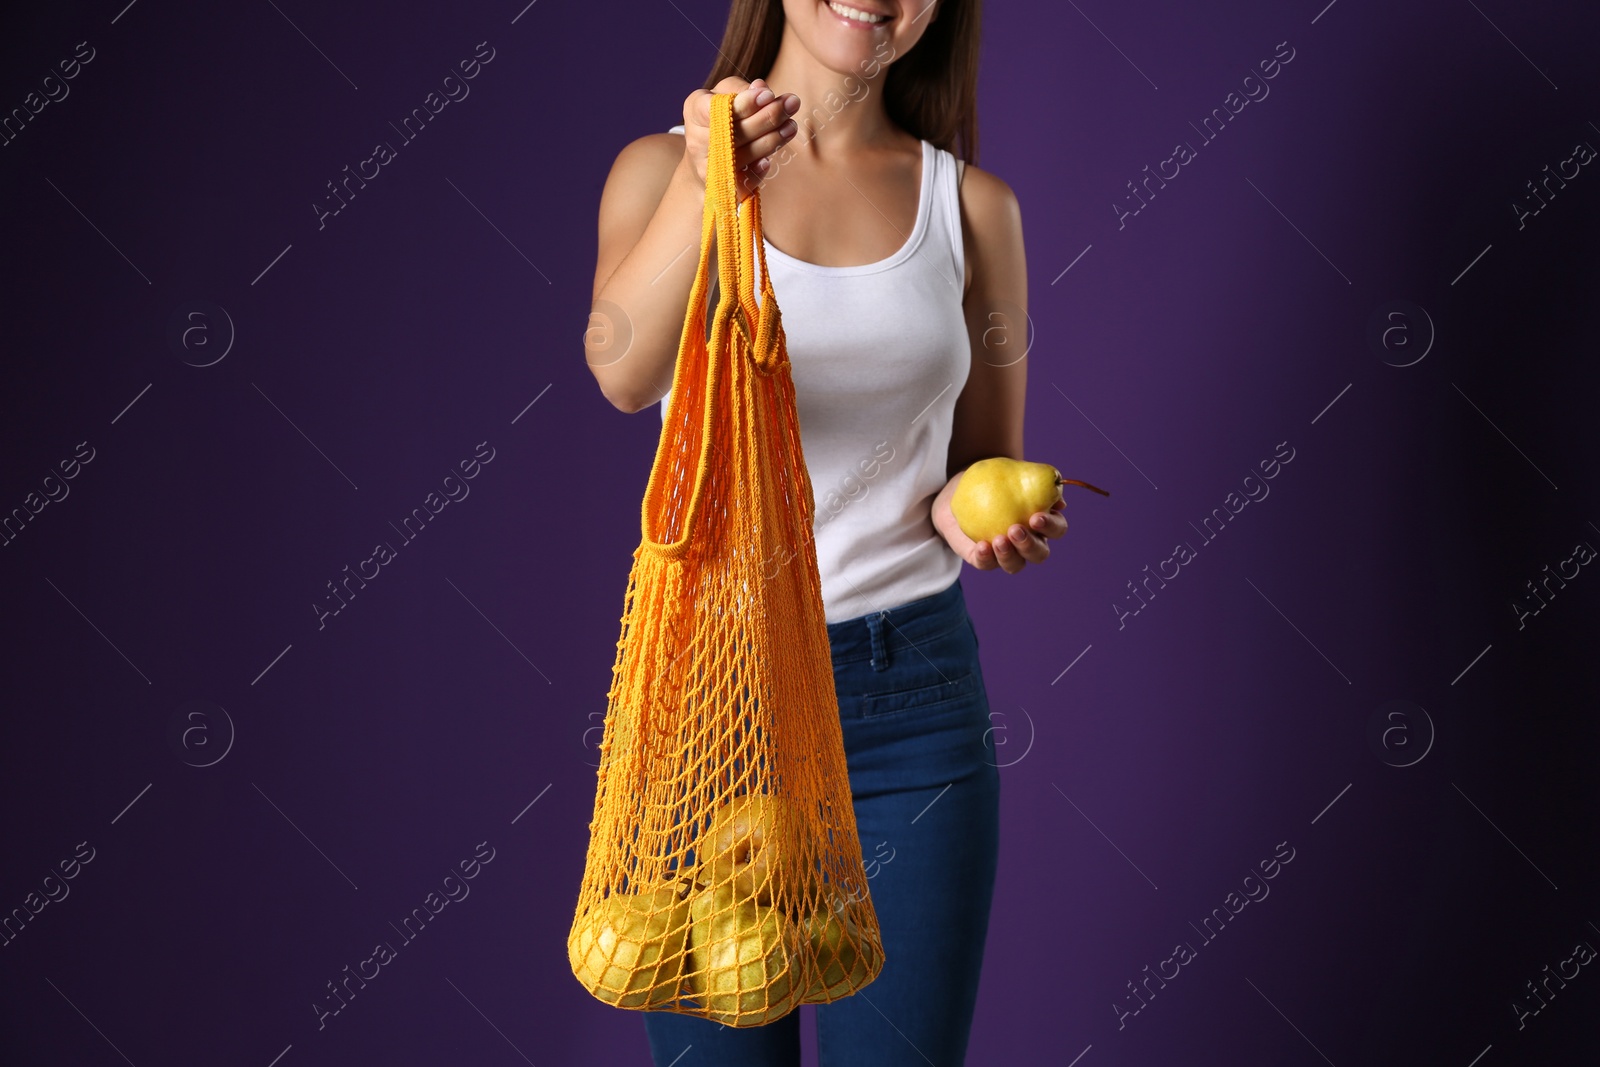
[{"xmin": 701, "ymin": 0, "xmax": 982, "ymax": 164}]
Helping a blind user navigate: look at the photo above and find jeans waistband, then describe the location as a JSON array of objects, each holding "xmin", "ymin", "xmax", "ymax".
[{"xmin": 826, "ymin": 577, "xmax": 968, "ymax": 669}]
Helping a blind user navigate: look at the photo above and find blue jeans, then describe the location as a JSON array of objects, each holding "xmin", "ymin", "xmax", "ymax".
[{"xmin": 643, "ymin": 577, "xmax": 1001, "ymax": 1066}]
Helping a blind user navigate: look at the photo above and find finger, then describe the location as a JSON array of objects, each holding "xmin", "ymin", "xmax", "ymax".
[
  {"xmin": 729, "ymin": 78, "xmax": 778, "ymax": 117},
  {"xmin": 990, "ymin": 533, "xmax": 1026, "ymax": 574},
  {"xmin": 1011, "ymin": 524, "xmax": 1051, "ymax": 565},
  {"xmin": 730, "ymin": 80, "xmax": 767, "ymax": 121},
  {"xmin": 693, "ymin": 78, "xmax": 756, "ymax": 129},
  {"xmin": 999, "ymin": 525, "xmax": 1044, "ymax": 567},
  {"xmin": 697, "ymin": 80, "xmax": 745, "ymax": 126},
  {"xmin": 737, "ymin": 169, "xmax": 761, "ymax": 198},
  {"xmin": 736, "ymin": 97, "xmax": 799, "ymax": 160},
  {"xmin": 1028, "ymin": 510, "xmax": 1068, "ymax": 539},
  {"xmin": 970, "ymin": 539, "xmax": 999, "ymax": 570},
  {"xmin": 737, "ymin": 149, "xmax": 780, "ymax": 193}
]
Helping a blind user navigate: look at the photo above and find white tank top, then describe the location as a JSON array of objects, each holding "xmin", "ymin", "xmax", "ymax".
[{"xmin": 663, "ymin": 127, "xmax": 971, "ymax": 624}]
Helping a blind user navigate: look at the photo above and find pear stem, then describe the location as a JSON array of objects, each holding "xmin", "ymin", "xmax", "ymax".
[{"xmin": 1057, "ymin": 477, "xmax": 1110, "ymax": 497}]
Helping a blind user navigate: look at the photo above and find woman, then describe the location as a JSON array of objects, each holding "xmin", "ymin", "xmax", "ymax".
[{"xmin": 584, "ymin": 1, "xmax": 1066, "ymax": 1062}]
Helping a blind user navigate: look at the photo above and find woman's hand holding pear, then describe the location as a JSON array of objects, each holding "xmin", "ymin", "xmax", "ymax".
[{"xmin": 933, "ymin": 458, "xmax": 1108, "ymax": 575}]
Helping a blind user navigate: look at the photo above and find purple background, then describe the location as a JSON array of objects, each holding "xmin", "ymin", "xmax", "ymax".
[{"xmin": 3, "ymin": 1, "xmax": 1599, "ymax": 1064}]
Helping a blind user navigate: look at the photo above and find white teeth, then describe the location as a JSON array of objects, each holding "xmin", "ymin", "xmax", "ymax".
[{"xmin": 828, "ymin": 1, "xmax": 888, "ymax": 23}]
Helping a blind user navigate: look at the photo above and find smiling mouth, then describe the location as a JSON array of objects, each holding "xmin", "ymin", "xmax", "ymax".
[{"xmin": 826, "ymin": 1, "xmax": 893, "ymax": 27}]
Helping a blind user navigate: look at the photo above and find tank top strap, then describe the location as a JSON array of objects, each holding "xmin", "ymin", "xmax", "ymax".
[{"xmin": 924, "ymin": 142, "xmax": 967, "ymax": 298}]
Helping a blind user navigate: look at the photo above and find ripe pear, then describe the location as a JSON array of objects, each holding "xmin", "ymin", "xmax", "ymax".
[
  {"xmin": 686, "ymin": 882, "xmax": 802, "ymax": 1026},
  {"xmin": 703, "ymin": 793, "xmax": 792, "ymax": 905},
  {"xmin": 568, "ymin": 885, "xmax": 690, "ymax": 1009},
  {"xmin": 801, "ymin": 901, "xmax": 882, "ymax": 1002},
  {"xmin": 950, "ymin": 457, "xmax": 1109, "ymax": 544}
]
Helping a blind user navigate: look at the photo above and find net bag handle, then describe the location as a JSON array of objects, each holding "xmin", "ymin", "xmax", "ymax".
[{"xmin": 639, "ymin": 92, "xmax": 784, "ymax": 558}]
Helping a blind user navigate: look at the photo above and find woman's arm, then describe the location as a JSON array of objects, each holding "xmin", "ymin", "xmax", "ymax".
[
  {"xmin": 586, "ymin": 135, "xmax": 705, "ymax": 413},
  {"xmin": 932, "ymin": 165, "xmax": 1068, "ymax": 574},
  {"xmin": 586, "ymin": 81, "xmax": 800, "ymax": 414},
  {"xmin": 949, "ymin": 165, "xmax": 1027, "ymax": 471}
]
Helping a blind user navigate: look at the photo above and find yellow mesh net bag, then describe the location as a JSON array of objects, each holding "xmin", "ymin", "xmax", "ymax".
[{"xmin": 567, "ymin": 93, "xmax": 885, "ymax": 1027}]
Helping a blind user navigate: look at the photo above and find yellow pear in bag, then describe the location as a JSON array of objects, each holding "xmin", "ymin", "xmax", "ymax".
[
  {"xmin": 803, "ymin": 898, "xmax": 882, "ymax": 1002},
  {"xmin": 702, "ymin": 792, "xmax": 796, "ymax": 904},
  {"xmin": 568, "ymin": 885, "xmax": 691, "ymax": 1008},
  {"xmin": 686, "ymin": 882, "xmax": 802, "ymax": 1026}
]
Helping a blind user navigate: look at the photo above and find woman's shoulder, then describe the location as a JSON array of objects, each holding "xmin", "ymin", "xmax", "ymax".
[
  {"xmin": 607, "ymin": 131, "xmax": 684, "ymax": 183},
  {"xmin": 952, "ymin": 159, "xmax": 1020, "ymax": 225},
  {"xmin": 950, "ymin": 159, "xmax": 1023, "ymax": 296},
  {"xmin": 598, "ymin": 131, "xmax": 685, "ymax": 219}
]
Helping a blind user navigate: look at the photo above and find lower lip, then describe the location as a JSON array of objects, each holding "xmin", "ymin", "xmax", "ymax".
[{"xmin": 824, "ymin": 2, "xmax": 893, "ymax": 31}]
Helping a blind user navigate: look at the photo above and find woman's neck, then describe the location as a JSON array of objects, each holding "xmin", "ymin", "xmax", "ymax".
[{"xmin": 763, "ymin": 31, "xmax": 902, "ymax": 157}]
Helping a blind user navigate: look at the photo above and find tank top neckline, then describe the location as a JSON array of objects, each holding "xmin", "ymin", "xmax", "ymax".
[{"xmin": 760, "ymin": 139, "xmax": 935, "ymax": 278}]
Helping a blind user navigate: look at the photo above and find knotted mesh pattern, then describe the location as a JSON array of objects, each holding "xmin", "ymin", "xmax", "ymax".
[{"xmin": 568, "ymin": 93, "xmax": 884, "ymax": 1027}]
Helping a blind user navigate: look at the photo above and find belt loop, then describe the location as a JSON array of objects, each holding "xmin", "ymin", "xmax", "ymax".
[{"xmin": 866, "ymin": 611, "xmax": 889, "ymax": 671}]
